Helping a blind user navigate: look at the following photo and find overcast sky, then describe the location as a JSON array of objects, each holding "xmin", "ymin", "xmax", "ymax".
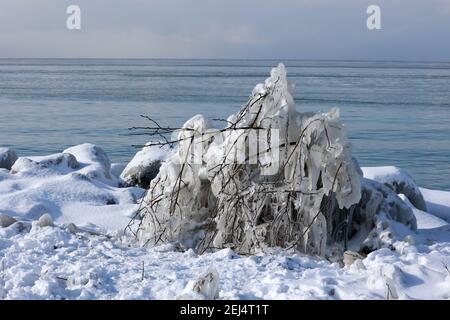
[{"xmin": 0, "ymin": 0, "xmax": 449, "ymax": 60}]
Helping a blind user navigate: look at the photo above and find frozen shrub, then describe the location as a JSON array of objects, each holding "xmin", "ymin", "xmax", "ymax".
[{"xmin": 134, "ymin": 64, "xmax": 416, "ymax": 257}]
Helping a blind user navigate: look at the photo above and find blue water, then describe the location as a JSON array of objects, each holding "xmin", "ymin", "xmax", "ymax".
[{"xmin": 0, "ymin": 59, "xmax": 449, "ymax": 190}]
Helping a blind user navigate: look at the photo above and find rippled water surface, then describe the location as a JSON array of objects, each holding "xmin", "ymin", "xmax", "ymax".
[{"xmin": 0, "ymin": 59, "xmax": 449, "ymax": 189}]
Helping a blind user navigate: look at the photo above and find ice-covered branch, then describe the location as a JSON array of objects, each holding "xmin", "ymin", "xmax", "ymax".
[{"xmin": 132, "ymin": 64, "xmax": 417, "ymax": 259}]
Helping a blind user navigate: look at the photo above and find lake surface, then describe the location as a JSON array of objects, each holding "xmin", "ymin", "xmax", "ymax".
[{"xmin": 0, "ymin": 59, "xmax": 449, "ymax": 190}]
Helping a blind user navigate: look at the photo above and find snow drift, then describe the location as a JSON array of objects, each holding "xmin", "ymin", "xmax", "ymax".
[
  {"xmin": 135, "ymin": 64, "xmax": 417, "ymax": 258},
  {"xmin": 0, "ymin": 143, "xmax": 143, "ymax": 231}
]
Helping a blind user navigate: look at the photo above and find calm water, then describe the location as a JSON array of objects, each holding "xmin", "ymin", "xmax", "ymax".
[{"xmin": 0, "ymin": 59, "xmax": 449, "ymax": 190}]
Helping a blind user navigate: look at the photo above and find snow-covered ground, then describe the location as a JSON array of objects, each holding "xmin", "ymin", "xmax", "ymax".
[
  {"xmin": 0, "ymin": 145, "xmax": 450, "ymax": 300},
  {"xmin": 0, "ymin": 144, "xmax": 143, "ymax": 233}
]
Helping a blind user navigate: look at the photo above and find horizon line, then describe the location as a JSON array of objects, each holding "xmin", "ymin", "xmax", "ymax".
[{"xmin": 0, "ymin": 57, "xmax": 450, "ymax": 64}]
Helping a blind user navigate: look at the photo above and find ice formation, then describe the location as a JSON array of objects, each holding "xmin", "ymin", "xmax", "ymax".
[{"xmin": 135, "ymin": 64, "xmax": 417, "ymax": 258}]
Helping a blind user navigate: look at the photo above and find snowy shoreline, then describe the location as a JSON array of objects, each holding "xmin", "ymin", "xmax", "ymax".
[{"xmin": 0, "ymin": 143, "xmax": 450, "ymax": 299}]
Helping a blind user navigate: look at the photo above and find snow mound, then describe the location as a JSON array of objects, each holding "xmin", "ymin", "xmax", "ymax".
[
  {"xmin": 0, "ymin": 144, "xmax": 144, "ymax": 231},
  {"xmin": 12, "ymin": 153, "xmax": 78, "ymax": 175},
  {"xmin": 399, "ymin": 194, "xmax": 448, "ymax": 229},
  {"xmin": 419, "ymin": 188, "xmax": 450, "ymax": 222},
  {"xmin": 63, "ymin": 143, "xmax": 114, "ymax": 185}
]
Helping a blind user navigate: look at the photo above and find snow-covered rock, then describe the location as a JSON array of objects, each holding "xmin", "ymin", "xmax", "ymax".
[
  {"xmin": 121, "ymin": 144, "xmax": 173, "ymax": 188},
  {"xmin": 36, "ymin": 213, "xmax": 54, "ymax": 228},
  {"xmin": 362, "ymin": 166, "xmax": 427, "ymax": 212},
  {"xmin": 0, "ymin": 214, "xmax": 17, "ymax": 228},
  {"xmin": 192, "ymin": 267, "xmax": 220, "ymax": 300},
  {"xmin": 0, "ymin": 145, "xmax": 144, "ymax": 229},
  {"xmin": 343, "ymin": 251, "xmax": 364, "ymax": 267},
  {"xmin": 178, "ymin": 267, "xmax": 220, "ymax": 300},
  {"xmin": 65, "ymin": 222, "xmax": 79, "ymax": 234},
  {"xmin": 11, "ymin": 153, "xmax": 78, "ymax": 174},
  {"xmin": 63, "ymin": 144, "xmax": 114, "ymax": 184},
  {"xmin": 0, "ymin": 148, "xmax": 18, "ymax": 170},
  {"xmin": 355, "ymin": 178, "xmax": 417, "ymax": 253}
]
